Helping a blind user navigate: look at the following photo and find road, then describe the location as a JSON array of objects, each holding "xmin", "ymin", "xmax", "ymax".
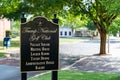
[
  {"xmin": 0, "ymin": 65, "xmax": 21, "ymax": 80},
  {"xmin": 60, "ymin": 39, "xmax": 120, "ymax": 56},
  {"xmin": 0, "ymin": 39, "xmax": 120, "ymax": 80}
]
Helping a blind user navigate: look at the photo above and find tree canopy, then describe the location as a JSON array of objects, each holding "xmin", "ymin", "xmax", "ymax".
[
  {"xmin": 0, "ymin": 0, "xmax": 65, "ymax": 20},
  {"xmin": 1, "ymin": 0, "xmax": 120, "ymax": 55},
  {"xmin": 87, "ymin": 21, "xmax": 96, "ymax": 30},
  {"xmin": 64, "ymin": 0, "xmax": 120, "ymax": 55},
  {"xmin": 1, "ymin": 0, "xmax": 120, "ymax": 21}
]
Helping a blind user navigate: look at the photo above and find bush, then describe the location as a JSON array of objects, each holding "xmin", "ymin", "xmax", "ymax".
[
  {"xmin": 11, "ymin": 31, "xmax": 20, "ymax": 38},
  {"xmin": 6, "ymin": 30, "xmax": 11, "ymax": 37}
]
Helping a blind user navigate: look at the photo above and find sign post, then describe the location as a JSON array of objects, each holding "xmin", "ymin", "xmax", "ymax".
[
  {"xmin": 52, "ymin": 13, "xmax": 59, "ymax": 80},
  {"xmin": 20, "ymin": 16, "xmax": 59, "ymax": 77},
  {"xmin": 21, "ymin": 12, "xmax": 27, "ymax": 80}
]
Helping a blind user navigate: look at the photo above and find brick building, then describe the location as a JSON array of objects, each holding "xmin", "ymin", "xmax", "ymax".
[{"xmin": 0, "ymin": 18, "xmax": 11, "ymax": 40}]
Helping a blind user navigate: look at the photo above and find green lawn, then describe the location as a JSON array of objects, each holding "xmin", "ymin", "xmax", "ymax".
[
  {"xmin": 28, "ymin": 70, "xmax": 120, "ymax": 80},
  {"xmin": 0, "ymin": 52, "xmax": 7, "ymax": 57},
  {"xmin": 0, "ymin": 38, "xmax": 89, "ymax": 48},
  {"xmin": 60, "ymin": 37, "xmax": 90, "ymax": 43},
  {"xmin": 0, "ymin": 39, "xmax": 20, "ymax": 49}
]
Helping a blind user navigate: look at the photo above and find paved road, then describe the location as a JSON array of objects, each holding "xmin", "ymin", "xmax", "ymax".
[
  {"xmin": 0, "ymin": 64, "xmax": 45, "ymax": 80},
  {"xmin": 0, "ymin": 39, "xmax": 120, "ymax": 79},
  {"xmin": 60, "ymin": 39, "xmax": 120, "ymax": 73},
  {"xmin": 0, "ymin": 54, "xmax": 80, "ymax": 80},
  {"xmin": 0, "ymin": 65, "xmax": 21, "ymax": 80},
  {"xmin": 60, "ymin": 40, "xmax": 120, "ymax": 56}
]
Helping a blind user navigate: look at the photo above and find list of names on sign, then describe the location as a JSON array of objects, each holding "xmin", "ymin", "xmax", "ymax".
[{"xmin": 21, "ymin": 17, "xmax": 59, "ymax": 72}]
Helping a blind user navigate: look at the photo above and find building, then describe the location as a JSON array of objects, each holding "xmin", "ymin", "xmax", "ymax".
[
  {"xmin": 59, "ymin": 27, "xmax": 95, "ymax": 38},
  {"xmin": 0, "ymin": 18, "xmax": 11, "ymax": 39},
  {"xmin": 59, "ymin": 27, "xmax": 73, "ymax": 37},
  {"xmin": 74, "ymin": 27, "xmax": 93, "ymax": 37}
]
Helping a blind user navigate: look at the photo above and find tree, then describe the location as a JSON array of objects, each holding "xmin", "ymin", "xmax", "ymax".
[
  {"xmin": 87, "ymin": 21, "xmax": 96, "ymax": 30},
  {"xmin": 0, "ymin": 0, "xmax": 22, "ymax": 20},
  {"xmin": 107, "ymin": 16, "xmax": 120, "ymax": 36},
  {"xmin": 0, "ymin": 0, "xmax": 65, "ymax": 20},
  {"xmin": 1, "ymin": 0, "xmax": 120, "ymax": 55},
  {"xmin": 59, "ymin": 11, "xmax": 88, "ymax": 31},
  {"xmin": 64, "ymin": 0, "xmax": 120, "ymax": 55}
]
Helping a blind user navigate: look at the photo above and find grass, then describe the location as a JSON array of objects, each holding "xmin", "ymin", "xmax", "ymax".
[
  {"xmin": 0, "ymin": 37, "xmax": 89, "ymax": 48},
  {"xmin": 60, "ymin": 37, "xmax": 90, "ymax": 43},
  {"xmin": 28, "ymin": 70, "xmax": 120, "ymax": 80},
  {"xmin": 10, "ymin": 40, "xmax": 20, "ymax": 47},
  {"xmin": 0, "ymin": 39, "xmax": 20, "ymax": 49},
  {"xmin": 0, "ymin": 52, "xmax": 7, "ymax": 57}
]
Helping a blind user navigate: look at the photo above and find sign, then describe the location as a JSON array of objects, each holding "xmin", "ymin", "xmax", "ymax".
[{"xmin": 20, "ymin": 17, "xmax": 59, "ymax": 72}]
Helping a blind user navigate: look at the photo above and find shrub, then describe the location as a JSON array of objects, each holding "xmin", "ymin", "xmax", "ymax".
[{"xmin": 6, "ymin": 30, "xmax": 11, "ymax": 37}]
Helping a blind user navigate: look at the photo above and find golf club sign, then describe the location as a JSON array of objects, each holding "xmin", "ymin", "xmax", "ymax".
[{"xmin": 21, "ymin": 17, "xmax": 59, "ymax": 72}]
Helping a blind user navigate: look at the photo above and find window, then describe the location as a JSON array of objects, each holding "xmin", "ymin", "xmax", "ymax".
[
  {"xmin": 69, "ymin": 31, "xmax": 71, "ymax": 36},
  {"xmin": 65, "ymin": 31, "xmax": 67, "ymax": 35},
  {"xmin": 60, "ymin": 31, "xmax": 63, "ymax": 35}
]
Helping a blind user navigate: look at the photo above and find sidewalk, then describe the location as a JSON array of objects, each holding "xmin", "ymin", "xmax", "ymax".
[
  {"xmin": 60, "ymin": 39, "xmax": 120, "ymax": 73},
  {"xmin": 64, "ymin": 55, "xmax": 120, "ymax": 73}
]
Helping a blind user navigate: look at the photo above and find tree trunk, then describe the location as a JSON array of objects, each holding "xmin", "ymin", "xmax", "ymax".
[{"xmin": 99, "ymin": 32, "xmax": 107, "ymax": 55}]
